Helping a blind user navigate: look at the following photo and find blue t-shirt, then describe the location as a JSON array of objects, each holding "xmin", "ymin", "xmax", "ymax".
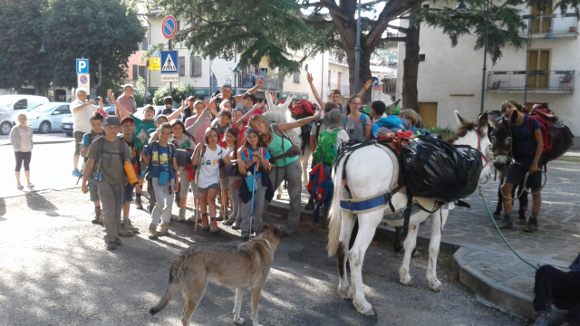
[
  {"xmin": 240, "ymin": 147, "xmax": 271, "ymax": 177},
  {"xmin": 82, "ymin": 131, "xmax": 103, "ymax": 146},
  {"xmin": 144, "ymin": 141, "xmax": 177, "ymax": 179},
  {"xmin": 512, "ymin": 115, "xmax": 541, "ymax": 164}
]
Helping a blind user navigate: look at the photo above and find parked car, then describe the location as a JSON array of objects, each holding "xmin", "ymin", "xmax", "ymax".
[
  {"xmin": 18, "ymin": 102, "xmax": 71, "ymax": 133},
  {"xmin": 0, "ymin": 103, "xmax": 13, "ymax": 135},
  {"xmin": 0, "ymin": 95, "xmax": 49, "ymax": 121},
  {"xmin": 61, "ymin": 105, "xmax": 116, "ymax": 137}
]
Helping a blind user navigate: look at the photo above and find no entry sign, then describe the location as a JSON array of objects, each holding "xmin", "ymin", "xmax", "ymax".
[{"xmin": 162, "ymin": 15, "xmax": 177, "ymax": 39}]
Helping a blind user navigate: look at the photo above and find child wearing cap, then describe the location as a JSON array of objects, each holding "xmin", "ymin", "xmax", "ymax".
[
  {"xmin": 80, "ymin": 112, "xmax": 105, "ymax": 225},
  {"xmin": 81, "ymin": 116, "xmax": 141, "ymax": 250}
]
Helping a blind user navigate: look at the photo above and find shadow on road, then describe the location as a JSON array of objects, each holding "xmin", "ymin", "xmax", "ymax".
[
  {"xmin": 0, "ymin": 198, "xmax": 5, "ymax": 221},
  {"xmin": 25, "ymin": 192, "xmax": 59, "ymax": 216}
]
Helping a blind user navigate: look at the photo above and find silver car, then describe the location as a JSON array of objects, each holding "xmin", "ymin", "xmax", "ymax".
[
  {"xmin": 0, "ymin": 103, "xmax": 13, "ymax": 135},
  {"xmin": 19, "ymin": 102, "xmax": 72, "ymax": 133}
]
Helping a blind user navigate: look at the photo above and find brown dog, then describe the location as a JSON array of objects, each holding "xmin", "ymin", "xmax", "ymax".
[{"xmin": 150, "ymin": 224, "xmax": 283, "ymax": 326}]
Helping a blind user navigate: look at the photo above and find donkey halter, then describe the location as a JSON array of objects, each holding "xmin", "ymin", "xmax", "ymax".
[{"xmin": 476, "ymin": 131, "xmax": 490, "ymax": 170}]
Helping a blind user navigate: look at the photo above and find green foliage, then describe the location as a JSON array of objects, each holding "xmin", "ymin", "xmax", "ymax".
[
  {"xmin": 426, "ymin": 126, "xmax": 455, "ymax": 140},
  {"xmin": 152, "ymin": 83, "xmax": 196, "ymax": 105},
  {"xmin": 0, "ymin": 0, "xmax": 52, "ymax": 91},
  {"xmin": 44, "ymin": 0, "xmax": 146, "ymax": 96},
  {"xmin": 133, "ymin": 77, "xmax": 149, "ymax": 106}
]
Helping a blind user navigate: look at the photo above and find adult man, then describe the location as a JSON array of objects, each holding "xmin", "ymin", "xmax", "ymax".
[
  {"xmin": 182, "ymin": 96, "xmax": 195, "ymax": 121},
  {"xmin": 210, "ymin": 79, "xmax": 264, "ymax": 110},
  {"xmin": 71, "ymin": 88, "xmax": 103, "ymax": 176},
  {"xmin": 531, "ymin": 252, "xmax": 580, "ymax": 326},
  {"xmin": 116, "ymin": 84, "xmax": 136, "ymax": 119}
]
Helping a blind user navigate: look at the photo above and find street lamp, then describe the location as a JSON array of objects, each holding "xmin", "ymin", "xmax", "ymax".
[
  {"xmin": 454, "ymin": 1, "xmax": 469, "ymax": 14},
  {"xmin": 480, "ymin": 0, "xmax": 490, "ymax": 113},
  {"xmin": 354, "ymin": 0, "xmax": 361, "ymax": 93}
]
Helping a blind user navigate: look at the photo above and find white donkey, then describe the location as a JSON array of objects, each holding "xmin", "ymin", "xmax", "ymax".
[
  {"xmin": 327, "ymin": 111, "xmax": 491, "ymax": 316},
  {"xmin": 264, "ymin": 92, "xmax": 313, "ymax": 198}
]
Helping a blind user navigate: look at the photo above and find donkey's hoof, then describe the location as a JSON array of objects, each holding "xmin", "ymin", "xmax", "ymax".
[
  {"xmin": 338, "ymin": 287, "xmax": 352, "ymax": 300},
  {"xmin": 399, "ymin": 275, "xmax": 413, "ymax": 286},
  {"xmin": 354, "ymin": 300, "xmax": 375, "ymax": 316},
  {"xmin": 428, "ymin": 280, "xmax": 443, "ymax": 292},
  {"xmin": 233, "ymin": 317, "xmax": 244, "ymax": 325}
]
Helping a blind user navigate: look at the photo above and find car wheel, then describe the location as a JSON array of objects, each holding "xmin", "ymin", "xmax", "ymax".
[
  {"xmin": 65, "ymin": 132, "xmax": 73, "ymax": 137},
  {"xmin": 39, "ymin": 121, "xmax": 51, "ymax": 134},
  {"xmin": 0, "ymin": 121, "xmax": 11, "ymax": 135}
]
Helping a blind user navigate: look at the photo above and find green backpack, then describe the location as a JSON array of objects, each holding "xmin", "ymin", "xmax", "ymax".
[{"xmin": 313, "ymin": 128, "xmax": 341, "ymax": 166}]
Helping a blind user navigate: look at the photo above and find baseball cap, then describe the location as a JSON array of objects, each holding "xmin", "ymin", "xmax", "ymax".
[
  {"xmin": 103, "ymin": 116, "xmax": 121, "ymax": 127},
  {"xmin": 120, "ymin": 116, "xmax": 135, "ymax": 125}
]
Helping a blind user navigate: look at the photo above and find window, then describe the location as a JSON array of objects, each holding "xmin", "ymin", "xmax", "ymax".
[
  {"xmin": 258, "ymin": 67, "xmax": 268, "ymax": 76},
  {"xmin": 140, "ymin": 35, "xmax": 148, "ymax": 51},
  {"xmin": 191, "ymin": 56, "xmax": 202, "ymax": 77},
  {"xmin": 419, "ymin": 54, "xmax": 426, "ymax": 62},
  {"xmin": 132, "ymin": 65, "xmax": 139, "ymax": 81},
  {"xmin": 14, "ymin": 99, "xmax": 27, "ymax": 110},
  {"xmin": 293, "ymin": 71, "xmax": 300, "ymax": 83},
  {"xmin": 179, "ymin": 56, "xmax": 185, "ymax": 76},
  {"xmin": 138, "ymin": 66, "xmax": 147, "ymax": 80}
]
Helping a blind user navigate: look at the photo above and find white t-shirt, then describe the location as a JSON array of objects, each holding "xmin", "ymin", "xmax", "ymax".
[
  {"xmin": 71, "ymin": 99, "xmax": 98, "ymax": 133},
  {"xmin": 197, "ymin": 146, "xmax": 228, "ymax": 188}
]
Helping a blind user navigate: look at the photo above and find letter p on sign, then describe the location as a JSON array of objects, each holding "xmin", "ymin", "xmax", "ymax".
[{"xmin": 76, "ymin": 59, "xmax": 89, "ymax": 74}]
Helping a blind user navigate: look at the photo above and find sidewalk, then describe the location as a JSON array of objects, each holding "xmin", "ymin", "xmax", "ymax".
[
  {"xmin": 267, "ymin": 159, "xmax": 580, "ymax": 321},
  {"xmin": 0, "ymin": 133, "xmax": 73, "ymax": 146}
]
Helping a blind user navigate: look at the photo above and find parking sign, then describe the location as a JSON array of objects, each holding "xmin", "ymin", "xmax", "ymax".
[{"xmin": 76, "ymin": 59, "xmax": 89, "ymax": 74}]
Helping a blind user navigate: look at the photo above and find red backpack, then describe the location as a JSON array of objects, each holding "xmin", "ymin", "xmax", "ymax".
[
  {"xmin": 527, "ymin": 104, "xmax": 557, "ymax": 155},
  {"xmin": 289, "ymin": 100, "xmax": 316, "ymax": 118}
]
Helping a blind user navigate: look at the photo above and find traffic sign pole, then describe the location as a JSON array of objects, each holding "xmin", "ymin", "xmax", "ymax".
[{"xmin": 169, "ymin": 39, "xmax": 173, "ymax": 97}]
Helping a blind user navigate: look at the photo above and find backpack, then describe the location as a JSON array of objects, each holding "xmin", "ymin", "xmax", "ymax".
[
  {"xmin": 149, "ymin": 141, "xmax": 175, "ymax": 174},
  {"xmin": 526, "ymin": 105, "xmax": 557, "ymax": 156},
  {"xmin": 307, "ymin": 163, "xmax": 333, "ymax": 202},
  {"xmin": 313, "ymin": 128, "xmax": 341, "ymax": 166},
  {"xmin": 93, "ymin": 137, "xmax": 126, "ymax": 179},
  {"xmin": 270, "ymin": 123, "xmax": 301, "ymax": 163},
  {"xmin": 242, "ymin": 147, "xmax": 268, "ymax": 166},
  {"xmin": 289, "ymin": 100, "xmax": 316, "ymax": 119}
]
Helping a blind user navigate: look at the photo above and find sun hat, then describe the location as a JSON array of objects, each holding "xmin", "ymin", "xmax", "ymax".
[{"xmin": 323, "ymin": 109, "xmax": 346, "ymax": 129}]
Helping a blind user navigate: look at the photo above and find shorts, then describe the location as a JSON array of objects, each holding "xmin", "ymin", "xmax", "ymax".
[
  {"xmin": 219, "ymin": 166, "xmax": 229, "ymax": 191},
  {"xmin": 505, "ymin": 161, "xmax": 543, "ymax": 191},
  {"xmin": 198, "ymin": 183, "xmax": 218, "ymax": 193},
  {"xmin": 179, "ymin": 167, "xmax": 195, "ymax": 197},
  {"xmin": 88, "ymin": 178, "xmax": 99, "ymax": 202},
  {"xmin": 73, "ymin": 131, "xmax": 85, "ymax": 155},
  {"xmin": 124, "ymin": 184, "xmax": 134, "ymax": 202}
]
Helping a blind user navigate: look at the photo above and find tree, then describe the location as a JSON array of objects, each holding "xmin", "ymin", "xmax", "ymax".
[
  {"xmin": 154, "ymin": 0, "xmax": 578, "ymax": 108},
  {"xmin": 43, "ymin": 0, "xmax": 146, "ymax": 98},
  {"xmin": 0, "ymin": 0, "xmax": 52, "ymax": 94},
  {"xmin": 152, "ymin": 82, "xmax": 196, "ymax": 105}
]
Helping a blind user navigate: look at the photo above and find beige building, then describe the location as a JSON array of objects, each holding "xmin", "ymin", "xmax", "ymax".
[{"xmin": 397, "ymin": 1, "xmax": 579, "ymax": 134}]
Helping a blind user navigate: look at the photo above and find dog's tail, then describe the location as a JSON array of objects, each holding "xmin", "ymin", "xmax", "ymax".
[
  {"xmin": 327, "ymin": 154, "xmax": 345, "ymax": 257},
  {"xmin": 149, "ymin": 267, "xmax": 180, "ymax": 315}
]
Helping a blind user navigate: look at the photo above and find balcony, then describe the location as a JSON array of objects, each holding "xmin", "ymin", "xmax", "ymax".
[
  {"xmin": 486, "ymin": 70, "xmax": 574, "ymax": 94},
  {"xmin": 382, "ymin": 77, "xmax": 396, "ymax": 95},
  {"xmin": 327, "ymin": 83, "xmax": 351, "ymax": 97},
  {"xmin": 519, "ymin": 13, "xmax": 579, "ymax": 39},
  {"xmin": 237, "ymin": 73, "xmax": 284, "ymax": 91}
]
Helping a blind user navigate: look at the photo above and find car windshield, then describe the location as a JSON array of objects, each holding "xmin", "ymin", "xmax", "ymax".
[{"xmin": 31, "ymin": 103, "xmax": 58, "ymax": 114}]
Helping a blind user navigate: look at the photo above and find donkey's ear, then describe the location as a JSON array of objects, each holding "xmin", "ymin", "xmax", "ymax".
[
  {"xmin": 386, "ymin": 99, "xmax": 400, "ymax": 114},
  {"xmin": 454, "ymin": 110, "xmax": 466, "ymax": 125},
  {"xmin": 509, "ymin": 111, "xmax": 518, "ymax": 125},
  {"xmin": 478, "ymin": 111, "xmax": 489, "ymax": 128}
]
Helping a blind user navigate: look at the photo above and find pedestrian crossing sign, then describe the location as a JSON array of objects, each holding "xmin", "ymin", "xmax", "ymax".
[{"xmin": 160, "ymin": 51, "xmax": 178, "ymax": 74}]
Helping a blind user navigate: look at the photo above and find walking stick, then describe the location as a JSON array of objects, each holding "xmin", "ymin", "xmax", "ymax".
[{"xmin": 249, "ymin": 163, "xmax": 258, "ymax": 239}]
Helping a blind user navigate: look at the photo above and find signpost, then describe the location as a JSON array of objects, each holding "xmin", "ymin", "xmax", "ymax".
[
  {"xmin": 162, "ymin": 15, "xmax": 177, "ymax": 40},
  {"xmin": 160, "ymin": 51, "xmax": 179, "ymax": 82},
  {"xmin": 76, "ymin": 59, "xmax": 89, "ymax": 74},
  {"xmin": 372, "ymin": 77, "xmax": 379, "ymax": 87},
  {"xmin": 77, "ymin": 73, "xmax": 90, "ymax": 92}
]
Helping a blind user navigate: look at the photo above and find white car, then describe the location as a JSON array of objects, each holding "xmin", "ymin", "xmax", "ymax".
[
  {"xmin": 0, "ymin": 104, "xmax": 13, "ymax": 135},
  {"xmin": 20, "ymin": 102, "xmax": 72, "ymax": 133},
  {"xmin": 0, "ymin": 95, "xmax": 49, "ymax": 121}
]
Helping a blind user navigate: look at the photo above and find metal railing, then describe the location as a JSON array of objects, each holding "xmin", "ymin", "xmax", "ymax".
[
  {"xmin": 382, "ymin": 78, "xmax": 396, "ymax": 95},
  {"xmin": 327, "ymin": 83, "xmax": 351, "ymax": 96},
  {"xmin": 520, "ymin": 13, "xmax": 579, "ymax": 35},
  {"xmin": 237, "ymin": 73, "xmax": 284, "ymax": 91},
  {"xmin": 487, "ymin": 70, "xmax": 574, "ymax": 92}
]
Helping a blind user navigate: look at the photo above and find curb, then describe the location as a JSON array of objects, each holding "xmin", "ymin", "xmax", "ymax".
[
  {"xmin": 0, "ymin": 139, "xmax": 73, "ymax": 146},
  {"xmin": 452, "ymin": 247, "xmax": 535, "ymax": 318}
]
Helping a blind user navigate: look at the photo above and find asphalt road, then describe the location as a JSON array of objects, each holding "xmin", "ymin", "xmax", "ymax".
[{"xmin": 0, "ymin": 180, "xmax": 526, "ymax": 325}]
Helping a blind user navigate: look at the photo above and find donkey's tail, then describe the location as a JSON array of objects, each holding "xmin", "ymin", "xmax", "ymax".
[{"xmin": 328, "ymin": 155, "xmax": 346, "ymax": 257}]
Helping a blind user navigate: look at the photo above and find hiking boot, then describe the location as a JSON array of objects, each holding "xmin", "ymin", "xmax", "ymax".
[
  {"xmin": 210, "ymin": 218, "xmax": 220, "ymax": 233},
  {"xmin": 201, "ymin": 216, "xmax": 210, "ymax": 230},
  {"xmin": 178, "ymin": 208, "xmax": 186, "ymax": 222},
  {"xmin": 115, "ymin": 238, "xmax": 122, "ymax": 246},
  {"xmin": 531, "ymin": 312, "xmax": 549, "ymax": 326},
  {"xmin": 148, "ymin": 224, "xmax": 158, "ymax": 240},
  {"xmin": 118, "ymin": 228, "xmax": 133, "ymax": 237},
  {"xmin": 224, "ymin": 216, "xmax": 236, "ymax": 226},
  {"xmin": 134, "ymin": 197, "xmax": 143, "ymax": 210},
  {"xmin": 231, "ymin": 220, "xmax": 241, "ymax": 230},
  {"xmin": 241, "ymin": 231, "xmax": 250, "ymax": 240},
  {"xmin": 123, "ymin": 219, "xmax": 139, "ymax": 233},
  {"xmin": 91, "ymin": 208, "xmax": 103, "ymax": 225},
  {"xmin": 498, "ymin": 216, "xmax": 513, "ymax": 230},
  {"xmin": 524, "ymin": 217, "xmax": 538, "ymax": 232},
  {"xmin": 517, "ymin": 217, "xmax": 527, "ymax": 225},
  {"xmin": 158, "ymin": 222, "xmax": 169, "ymax": 236},
  {"xmin": 105, "ymin": 241, "xmax": 116, "ymax": 250}
]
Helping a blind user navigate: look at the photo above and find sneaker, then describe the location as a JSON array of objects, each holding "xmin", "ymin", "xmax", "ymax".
[
  {"xmin": 72, "ymin": 170, "xmax": 81, "ymax": 177},
  {"xmin": 16, "ymin": 183, "xmax": 23, "ymax": 190},
  {"xmin": 224, "ymin": 216, "xmax": 236, "ymax": 226},
  {"xmin": 178, "ymin": 208, "xmax": 186, "ymax": 222},
  {"xmin": 91, "ymin": 208, "xmax": 103, "ymax": 225},
  {"xmin": 524, "ymin": 218, "xmax": 538, "ymax": 232},
  {"xmin": 517, "ymin": 217, "xmax": 527, "ymax": 225},
  {"xmin": 158, "ymin": 222, "xmax": 169, "ymax": 236},
  {"xmin": 148, "ymin": 224, "xmax": 158, "ymax": 240},
  {"xmin": 115, "ymin": 238, "xmax": 122, "ymax": 246},
  {"xmin": 134, "ymin": 197, "xmax": 143, "ymax": 210},
  {"xmin": 498, "ymin": 216, "xmax": 513, "ymax": 230},
  {"xmin": 210, "ymin": 218, "xmax": 220, "ymax": 233},
  {"xmin": 187, "ymin": 215, "xmax": 197, "ymax": 223},
  {"xmin": 531, "ymin": 312, "xmax": 549, "ymax": 326},
  {"xmin": 27, "ymin": 183, "xmax": 34, "ymax": 189},
  {"xmin": 105, "ymin": 242, "xmax": 116, "ymax": 250},
  {"xmin": 201, "ymin": 216, "xmax": 210, "ymax": 230},
  {"xmin": 282, "ymin": 226, "xmax": 298, "ymax": 236},
  {"xmin": 231, "ymin": 221, "xmax": 241, "ymax": 230},
  {"xmin": 118, "ymin": 228, "xmax": 133, "ymax": 237}
]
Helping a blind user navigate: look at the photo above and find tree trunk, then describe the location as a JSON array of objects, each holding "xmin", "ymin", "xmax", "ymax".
[
  {"xmin": 402, "ymin": 15, "xmax": 420, "ymax": 111},
  {"xmin": 346, "ymin": 47, "xmax": 373, "ymax": 103},
  {"xmin": 90, "ymin": 61, "xmax": 102, "ymax": 99}
]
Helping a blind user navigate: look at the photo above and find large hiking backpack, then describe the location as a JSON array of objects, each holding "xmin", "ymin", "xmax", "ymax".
[
  {"xmin": 313, "ymin": 128, "xmax": 341, "ymax": 166},
  {"xmin": 307, "ymin": 163, "xmax": 333, "ymax": 202},
  {"xmin": 402, "ymin": 135, "xmax": 483, "ymax": 203},
  {"xmin": 526, "ymin": 104, "xmax": 574, "ymax": 161},
  {"xmin": 289, "ymin": 100, "xmax": 316, "ymax": 119}
]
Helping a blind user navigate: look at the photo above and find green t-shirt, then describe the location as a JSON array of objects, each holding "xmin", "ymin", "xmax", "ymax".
[
  {"xmin": 131, "ymin": 114, "xmax": 156, "ymax": 151},
  {"xmin": 87, "ymin": 138, "xmax": 132, "ymax": 185}
]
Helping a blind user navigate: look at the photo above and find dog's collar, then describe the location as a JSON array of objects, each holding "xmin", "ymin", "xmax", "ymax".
[{"xmin": 263, "ymin": 239, "xmax": 272, "ymax": 251}]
